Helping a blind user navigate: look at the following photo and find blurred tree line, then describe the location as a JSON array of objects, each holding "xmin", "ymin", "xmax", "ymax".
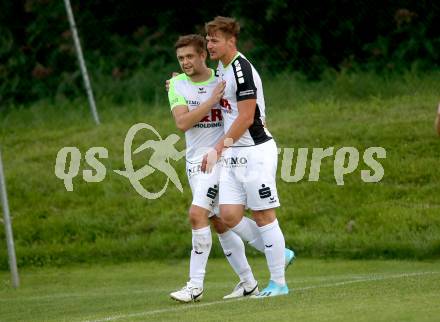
[{"xmin": 0, "ymin": 0, "xmax": 439, "ymax": 106}]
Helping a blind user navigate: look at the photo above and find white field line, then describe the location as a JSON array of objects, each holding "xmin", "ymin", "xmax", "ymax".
[
  {"xmin": 0, "ymin": 288, "xmax": 169, "ymax": 302},
  {"xmin": 84, "ymin": 271, "xmax": 439, "ymax": 322},
  {"xmin": 0, "ymin": 271, "xmax": 430, "ymax": 303},
  {"xmin": 0, "ymin": 272, "xmax": 399, "ymax": 302}
]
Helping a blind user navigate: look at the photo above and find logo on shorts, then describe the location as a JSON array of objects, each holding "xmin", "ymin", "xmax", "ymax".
[
  {"xmin": 223, "ymin": 157, "xmax": 247, "ymax": 168},
  {"xmin": 188, "ymin": 164, "xmax": 202, "ymax": 177},
  {"xmin": 258, "ymin": 184, "xmax": 271, "ymax": 199},
  {"xmin": 206, "ymin": 184, "xmax": 218, "ymax": 199}
]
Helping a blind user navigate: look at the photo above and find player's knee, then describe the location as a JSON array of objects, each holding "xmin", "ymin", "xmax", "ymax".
[
  {"xmin": 210, "ymin": 216, "xmax": 229, "ymax": 234},
  {"xmin": 218, "ymin": 204, "xmax": 245, "ymax": 227},
  {"xmin": 188, "ymin": 206, "xmax": 209, "ymax": 228},
  {"xmin": 219, "ymin": 209, "xmax": 240, "ymax": 228},
  {"xmin": 252, "ymin": 209, "xmax": 277, "ymax": 227}
]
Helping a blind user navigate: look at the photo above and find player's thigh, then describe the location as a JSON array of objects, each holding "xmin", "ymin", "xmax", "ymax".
[
  {"xmin": 244, "ymin": 140, "xmax": 281, "ymax": 211},
  {"xmin": 191, "ymin": 162, "xmax": 221, "ymax": 217},
  {"xmin": 219, "ymin": 154, "xmax": 246, "ymax": 207}
]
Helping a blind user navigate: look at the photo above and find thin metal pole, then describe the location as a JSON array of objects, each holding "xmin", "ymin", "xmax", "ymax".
[
  {"xmin": 0, "ymin": 148, "xmax": 19, "ymax": 288},
  {"xmin": 63, "ymin": 0, "xmax": 100, "ymax": 125}
]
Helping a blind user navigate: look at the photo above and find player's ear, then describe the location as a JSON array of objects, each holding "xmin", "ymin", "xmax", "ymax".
[
  {"xmin": 200, "ymin": 50, "xmax": 207, "ymax": 60},
  {"xmin": 227, "ymin": 36, "xmax": 235, "ymax": 48}
]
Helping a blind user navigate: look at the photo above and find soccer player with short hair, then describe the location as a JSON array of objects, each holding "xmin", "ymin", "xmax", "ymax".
[
  {"xmin": 168, "ymin": 34, "xmax": 267, "ymax": 302},
  {"xmin": 202, "ymin": 16, "xmax": 293, "ymax": 298}
]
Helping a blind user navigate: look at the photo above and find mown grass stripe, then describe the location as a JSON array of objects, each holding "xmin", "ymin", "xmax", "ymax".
[{"xmin": 84, "ymin": 271, "xmax": 439, "ymax": 322}]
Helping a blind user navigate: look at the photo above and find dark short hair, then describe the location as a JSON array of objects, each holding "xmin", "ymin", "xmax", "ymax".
[
  {"xmin": 205, "ymin": 16, "xmax": 240, "ymax": 39},
  {"xmin": 174, "ymin": 34, "xmax": 207, "ymax": 54}
]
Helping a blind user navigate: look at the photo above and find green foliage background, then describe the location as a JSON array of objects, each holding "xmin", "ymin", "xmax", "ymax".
[{"xmin": 1, "ymin": 0, "xmax": 439, "ymax": 106}]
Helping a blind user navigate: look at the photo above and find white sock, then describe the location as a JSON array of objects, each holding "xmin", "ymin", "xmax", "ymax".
[
  {"xmin": 189, "ymin": 226, "xmax": 212, "ymax": 288},
  {"xmin": 230, "ymin": 217, "xmax": 265, "ymax": 253},
  {"xmin": 258, "ymin": 219, "xmax": 286, "ymax": 285},
  {"xmin": 218, "ymin": 230, "xmax": 256, "ymax": 285}
]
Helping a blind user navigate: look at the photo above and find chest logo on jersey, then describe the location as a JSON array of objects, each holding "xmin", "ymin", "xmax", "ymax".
[
  {"xmin": 194, "ymin": 109, "xmax": 223, "ymax": 128},
  {"xmin": 220, "ymin": 98, "xmax": 232, "ymax": 113},
  {"xmin": 187, "ymin": 100, "xmax": 200, "ymax": 106},
  {"xmin": 200, "ymin": 109, "xmax": 222, "ymax": 122},
  {"xmin": 198, "ymin": 87, "xmax": 207, "ymax": 94}
]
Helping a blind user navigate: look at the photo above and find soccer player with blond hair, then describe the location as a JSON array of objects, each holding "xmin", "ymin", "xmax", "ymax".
[{"xmin": 202, "ymin": 16, "xmax": 293, "ymax": 298}]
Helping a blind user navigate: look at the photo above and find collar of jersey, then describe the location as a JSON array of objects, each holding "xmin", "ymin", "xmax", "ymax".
[
  {"xmin": 223, "ymin": 52, "xmax": 241, "ymax": 69},
  {"xmin": 187, "ymin": 69, "xmax": 215, "ymax": 85}
]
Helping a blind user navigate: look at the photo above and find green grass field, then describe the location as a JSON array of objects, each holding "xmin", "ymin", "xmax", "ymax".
[
  {"xmin": 0, "ymin": 71, "xmax": 439, "ymax": 321},
  {"xmin": 1, "ymin": 258, "xmax": 439, "ymax": 321},
  {"xmin": 0, "ymin": 71, "xmax": 440, "ymax": 268}
]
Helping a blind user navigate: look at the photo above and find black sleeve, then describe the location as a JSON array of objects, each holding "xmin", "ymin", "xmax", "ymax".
[{"xmin": 233, "ymin": 56, "xmax": 257, "ymax": 102}]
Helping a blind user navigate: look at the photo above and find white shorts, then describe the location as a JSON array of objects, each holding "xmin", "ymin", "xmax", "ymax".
[
  {"xmin": 219, "ymin": 139, "xmax": 280, "ymax": 210},
  {"xmin": 186, "ymin": 160, "xmax": 221, "ymax": 217}
]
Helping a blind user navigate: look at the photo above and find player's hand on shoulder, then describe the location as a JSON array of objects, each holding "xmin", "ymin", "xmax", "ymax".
[{"xmin": 165, "ymin": 72, "xmax": 179, "ymax": 92}]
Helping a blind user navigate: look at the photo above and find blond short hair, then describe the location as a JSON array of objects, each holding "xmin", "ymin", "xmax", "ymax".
[{"xmin": 205, "ymin": 16, "xmax": 240, "ymax": 39}]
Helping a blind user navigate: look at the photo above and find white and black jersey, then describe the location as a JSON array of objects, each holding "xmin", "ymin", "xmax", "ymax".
[{"xmin": 217, "ymin": 52, "xmax": 272, "ymax": 147}]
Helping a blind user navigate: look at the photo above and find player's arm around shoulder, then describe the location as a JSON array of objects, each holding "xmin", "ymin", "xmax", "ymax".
[{"xmin": 165, "ymin": 72, "xmax": 179, "ymax": 92}]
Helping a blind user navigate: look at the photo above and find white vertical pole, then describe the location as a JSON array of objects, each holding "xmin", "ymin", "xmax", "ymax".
[
  {"xmin": 0, "ymin": 148, "xmax": 19, "ymax": 288},
  {"xmin": 63, "ymin": 0, "xmax": 100, "ymax": 125}
]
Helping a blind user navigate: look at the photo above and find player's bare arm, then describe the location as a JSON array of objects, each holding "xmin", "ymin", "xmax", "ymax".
[
  {"xmin": 214, "ymin": 98, "xmax": 256, "ymax": 152},
  {"xmin": 201, "ymin": 98, "xmax": 256, "ymax": 172},
  {"xmin": 201, "ymin": 99, "xmax": 257, "ymax": 172},
  {"xmin": 172, "ymin": 81, "xmax": 225, "ymax": 132}
]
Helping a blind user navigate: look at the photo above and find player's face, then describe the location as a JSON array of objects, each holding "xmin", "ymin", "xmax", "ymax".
[
  {"xmin": 206, "ymin": 31, "xmax": 234, "ymax": 61},
  {"xmin": 176, "ymin": 46, "xmax": 206, "ymax": 77}
]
